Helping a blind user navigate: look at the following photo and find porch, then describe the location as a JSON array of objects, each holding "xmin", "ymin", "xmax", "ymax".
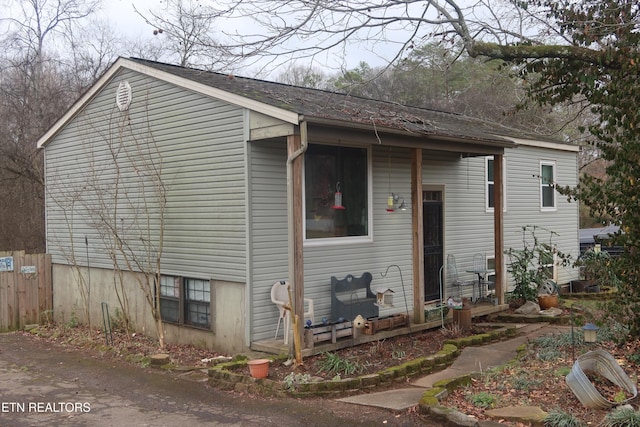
[{"xmin": 251, "ymin": 302, "xmax": 508, "ymax": 357}]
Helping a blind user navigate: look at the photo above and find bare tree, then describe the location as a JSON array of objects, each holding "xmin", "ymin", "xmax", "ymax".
[
  {"xmin": 186, "ymin": 1, "xmax": 534, "ymax": 70},
  {"xmin": 79, "ymin": 104, "xmax": 168, "ymax": 348},
  {"xmin": 0, "ymin": 0, "xmax": 101, "ymax": 252},
  {"xmin": 46, "ymin": 184, "xmax": 92, "ymax": 328},
  {"xmin": 134, "ymin": 0, "xmax": 230, "ymax": 71},
  {"xmin": 274, "ymin": 63, "xmax": 329, "ymax": 89},
  {"xmin": 64, "ymin": 19, "xmax": 123, "ymax": 92},
  {"xmin": 1, "ymin": 0, "xmax": 99, "ymax": 60},
  {"xmin": 46, "ymin": 92, "xmax": 169, "ymax": 347}
]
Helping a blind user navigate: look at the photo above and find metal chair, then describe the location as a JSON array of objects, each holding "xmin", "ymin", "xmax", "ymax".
[
  {"xmin": 472, "ymin": 253, "xmax": 494, "ymax": 303},
  {"xmin": 446, "ymin": 254, "xmax": 475, "ymax": 300},
  {"xmin": 270, "ymin": 280, "xmax": 314, "ymax": 344},
  {"xmin": 437, "ymin": 266, "xmax": 447, "ymax": 327}
]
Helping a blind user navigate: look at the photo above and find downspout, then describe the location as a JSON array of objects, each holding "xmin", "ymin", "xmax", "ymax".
[{"xmin": 286, "ymin": 120, "xmax": 308, "ymax": 357}]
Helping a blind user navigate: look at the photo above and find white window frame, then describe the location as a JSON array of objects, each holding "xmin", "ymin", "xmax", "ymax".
[
  {"xmin": 303, "ymin": 143, "xmax": 373, "ymax": 247},
  {"xmin": 540, "ymin": 160, "xmax": 557, "ymax": 212},
  {"xmin": 485, "ymin": 156, "xmax": 507, "ymax": 212}
]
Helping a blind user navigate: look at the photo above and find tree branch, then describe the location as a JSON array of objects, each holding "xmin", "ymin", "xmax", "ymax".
[{"xmin": 467, "ymin": 40, "xmax": 611, "ymax": 66}]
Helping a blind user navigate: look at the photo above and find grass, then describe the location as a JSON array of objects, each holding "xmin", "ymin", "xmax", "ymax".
[
  {"xmin": 512, "ymin": 373, "xmax": 543, "ymax": 391},
  {"xmin": 554, "ymin": 366, "xmax": 571, "ymax": 377},
  {"xmin": 533, "ymin": 331, "xmax": 581, "ymax": 361}
]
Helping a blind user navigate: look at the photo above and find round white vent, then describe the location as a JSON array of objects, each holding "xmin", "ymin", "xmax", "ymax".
[{"xmin": 116, "ymin": 81, "xmax": 132, "ymax": 111}]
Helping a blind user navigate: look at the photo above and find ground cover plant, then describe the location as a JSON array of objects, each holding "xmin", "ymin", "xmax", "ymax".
[
  {"xmin": 18, "ymin": 295, "xmax": 640, "ymax": 425},
  {"xmin": 444, "ymin": 302, "xmax": 640, "ymax": 426},
  {"xmin": 265, "ymin": 323, "xmax": 487, "ymax": 382}
]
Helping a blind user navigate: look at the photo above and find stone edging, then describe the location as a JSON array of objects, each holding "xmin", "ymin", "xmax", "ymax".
[
  {"xmin": 207, "ymin": 325, "xmax": 518, "ymax": 397},
  {"xmin": 493, "ymin": 313, "xmax": 572, "ymax": 324},
  {"xmin": 416, "ymin": 338, "xmax": 534, "ymax": 425}
]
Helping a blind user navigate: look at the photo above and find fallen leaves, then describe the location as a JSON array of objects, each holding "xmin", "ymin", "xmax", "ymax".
[{"xmin": 444, "ymin": 335, "xmax": 640, "ymax": 425}]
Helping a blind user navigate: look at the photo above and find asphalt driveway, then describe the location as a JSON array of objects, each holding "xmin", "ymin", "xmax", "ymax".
[{"xmin": 0, "ymin": 332, "xmax": 430, "ymax": 426}]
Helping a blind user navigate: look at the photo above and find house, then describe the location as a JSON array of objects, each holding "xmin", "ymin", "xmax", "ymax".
[{"xmin": 37, "ymin": 58, "xmax": 580, "ymax": 354}]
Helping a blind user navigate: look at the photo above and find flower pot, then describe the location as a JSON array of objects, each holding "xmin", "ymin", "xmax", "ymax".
[
  {"xmin": 570, "ymin": 280, "xmax": 590, "ymax": 293},
  {"xmin": 586, "ymin": 284, "xmax": 601, "ymax": 293},
  {"xmin": 247, "ymin": 359, "xmax": 270, "ymax": 379},
  {"xmin": 538, "ymin": 294, "xmax": 559, "ymax": 309}
]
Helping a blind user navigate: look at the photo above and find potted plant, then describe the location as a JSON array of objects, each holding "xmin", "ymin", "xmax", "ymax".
[
  {"xmin": 537, "ymin": 279, "xmax": 560, "ymax": 309},
  {"xmin": 505, "ymin": 225, "xmax": 571, "ymax": 308}
]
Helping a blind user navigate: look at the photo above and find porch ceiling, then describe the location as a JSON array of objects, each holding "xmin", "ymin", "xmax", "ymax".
[{"xmin": 304, "ymin": 121, "xmax": 512, "ymax": 156}]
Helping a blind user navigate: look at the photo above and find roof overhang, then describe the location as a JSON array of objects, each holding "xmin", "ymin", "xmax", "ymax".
[
  {"xmin": 37, "ymin": 57, "xmax": 300, "ymax": 149},
  {"xmin": 505, "ymin": 136, "xmax": 580, "ymax": 152},
  {"xmin": 302, "ymin": 116, "xmax": 515, "ymax": 156}
]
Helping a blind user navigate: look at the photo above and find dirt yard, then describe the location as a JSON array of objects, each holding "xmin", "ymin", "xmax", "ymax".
[{"xmin": 23, "ymin": 307, "xmax": 640, "ymax": 426}]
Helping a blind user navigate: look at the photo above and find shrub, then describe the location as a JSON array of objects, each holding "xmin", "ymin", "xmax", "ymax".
[
  {"xmin": 283, "ymin": 372, "xmax": 313, "ymax": 391},
  {"xmin": 533, "ymin": 331, "xmax": 578, "ymax": 361},
  {"xmin": 544, "ymin": 410, "xmax": 585, "ymax": 427},
  {"xmin": 505, "ymin": 225, "xmax": 571, "ymax": 302},
  {"xmin": 467, "ymin": 391, "xmax": 497, "ymax": 408},
  {"xmin": 317, "ymin": 352, "xmax": 367, "ymax": 376},
  {"xmin": 603, "ymin": 407, "xmax": 640, "ymax": 427},
  {"xmin": 574, "ymin": 248, "xmax": 619, "ymax": 289}
]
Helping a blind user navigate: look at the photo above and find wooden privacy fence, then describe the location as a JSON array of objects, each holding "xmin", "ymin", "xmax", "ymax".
[{"xmin": 0, "ymin": 251, "xmax": 52, "ymax": 331}]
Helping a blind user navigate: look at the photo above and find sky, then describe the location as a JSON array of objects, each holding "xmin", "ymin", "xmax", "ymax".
[
  {"xmin": 5, "ymin": 0, "xmax": 504, "ymax": 78},
  {"xmin": 100, "ymin": 0, "xmax": 156, "ymax": 39},
  {"xmin": 99, "ymin": 0, "xmax": 408, "ymax": 77}
]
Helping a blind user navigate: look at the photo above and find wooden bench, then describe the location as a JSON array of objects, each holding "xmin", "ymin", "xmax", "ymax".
[{"xmin": 330, "ymin": 272, "xmax": 379, "ymax": 321}]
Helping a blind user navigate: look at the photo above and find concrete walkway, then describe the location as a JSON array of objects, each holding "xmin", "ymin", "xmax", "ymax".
[{"xmin": 337, "ymin": 323, "xmax": 569, "ymax": 411}]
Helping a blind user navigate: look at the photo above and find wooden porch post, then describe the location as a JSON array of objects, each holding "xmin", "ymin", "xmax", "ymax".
[
  {"xmin": 493, "ymin": 154, "xmax": 505, "ymax": 304},
  {"xmin": 287, "ymin": 134, "xmax": 304, "ymax": 352},
  {"xmin": 411, "ymin": 148, "xmax": 425, "ymax": 323}
]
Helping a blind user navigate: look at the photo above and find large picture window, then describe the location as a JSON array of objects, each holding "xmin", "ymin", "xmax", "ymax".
[
  {"xmin": 304, "ymin": 144, "xmax": 369, "ymax": 240},
  {"xmin": 159, "ymin": 275, "xmax": 211, "ymax": 329}
]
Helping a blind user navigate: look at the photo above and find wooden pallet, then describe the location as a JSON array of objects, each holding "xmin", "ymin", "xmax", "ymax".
[
  {"xmin": 303, "ymin": 321, "xmax": 353, "ymax": 349},
  {"xmin": 363, "ymin": 314, "xmax": 409, "ymax": 335}
]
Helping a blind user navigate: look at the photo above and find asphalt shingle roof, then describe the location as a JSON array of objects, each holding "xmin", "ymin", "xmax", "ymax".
[{"xmin": 129, "ymin": 58, "xmax": 549, "ymax": 147}]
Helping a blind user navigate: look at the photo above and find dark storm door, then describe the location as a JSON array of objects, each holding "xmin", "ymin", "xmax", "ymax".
[{"xmin": 423, "ymin": 191, "xmax": 443, "ymax": 302}]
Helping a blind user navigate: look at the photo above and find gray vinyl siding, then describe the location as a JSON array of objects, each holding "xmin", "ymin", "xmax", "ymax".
[
  {"xmin": 503, "ymin": 145, "xmax": 580, "ymax": 286},
  {"xmin": 424, "ymin": 145, "xmax": 579, "ymax": 298},
  {"xmin": 249, "ymin": 140, "xmax": 579, "ymax": 342},
  {"xmin": 249, "ymin": 143, "xmax": 414, "ymax": 342},
  {"xmin": 248, "ymin": 141, "xmax": 289, "ymax": 341},
  {"xmin": 422, "ymin": 151, "xmax": 485, "ymax": 300},
  {"xmin": 45, "ymin": 69, "xmax": 247, "ymax": 282},
  {"xmin": 303, "ymin": 145, "xmax": 413, "ymax": 323}
]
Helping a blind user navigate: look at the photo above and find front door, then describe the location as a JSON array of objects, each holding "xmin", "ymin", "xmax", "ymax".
[{"xmin": 423, "ymin": 190, "xmax": 443, "ymax": 302}]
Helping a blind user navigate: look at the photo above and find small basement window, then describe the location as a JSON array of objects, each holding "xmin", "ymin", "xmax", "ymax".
[{"xmin": 159, "ymin": 275, "xmax": 211, "ymax": 329}]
